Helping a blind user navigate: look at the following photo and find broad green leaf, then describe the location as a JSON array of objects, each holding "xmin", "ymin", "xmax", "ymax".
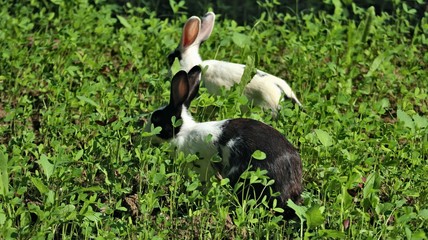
[
  {"xmin": 220, "ymin": 178, "xmax": 229, "ymax": 186},
  {"xmin": 366, "ymin": 53, "xmax": 384, "ymax": 77},
  {"xmin": 405, "ymin": 227, "xmax": 412, "ymax": 240},
  {"xmin": 169, "ymin": 0, "xmax": 186, "ymax": 14},
  {"xmin": 403, "ymin": 3, "xmax": 417, "ymax": 14},
  {"xmin": 116, "ymin": 206, "xmax": 127, "ymax": 211},
  {"xmin": 412, "ymin": 231, "xmax": 427, "ymax": 240},
  {"xmin": 61, "ymin": 204, "xmax": 77, "ymax": 221},
  {"xmin": 238, "ymin": 94, "xmax": 248, "ymax": 105},
  {"xmin": 306, "ymin": 205, "xmax": 325, "ymax": 228},
  {"xmin": 232, "ymin": 32, "xmax": 251, "ymax": 48},
  {"xmin": 66, "ymin": 66, "xmax": 80, "ymax": 76},
  {"xmin": 419, "ymin": 209, "xmax": 428, "ymax": 219},
  {"xmin": 51, "ymin": 0, "xmax": 65, "ymax": 6},
  {"xmin": 314, "ymin": 129, "xmax": 333, "ymax": 147},
  {"xmin": 400, "ymin": 211, "xmax": 420, "ymax": 223},
  {"xmin": 159, "ymin": 163, "xmax": 166, "ymax": 175},
  {"xmin": 205, "ymin": 134, "xmax": 213, "ymax": 143},
  {"xmin": 252, "ymin": 150, "xmax": 266, "ymax": 160},
  {"xmin": 375, "ymin": 98, "xmax": 390, "ymax": 113},
  {"xmin": 249, "ymin": 218, "xmax": 259, "ymax": 224},
  {"xmin": 332, "ymin": 0, "xmax": 343, "ymax": 17},
  {"xmin": 171, "ymin": 116, "xmax": 182, "ymax": 128},
  {"xmin": 186, "ymin": 181, "xmax": 198, "ymax": 192},
  {"xmin": 287, "ymin": 199, "xmax": 307, "ymax": 221},
  {"xmin": 0, "ymin": 210, "xmax": 5, "ymax": 225},
  {"xmin": 250, "ymin": 174, "xmax": 259, "ymax": 184},
  {"xmin": 397, "ymin": 109, "xmax": 415, "ymax": 130},
  {"xmin": 47, "ymin": 190, "xmax": 55, "ymax": 205},
  {"xmin": 0, "ymin": 148, "xmax": 8, "ymax": 196},
  {"xmin": 117, "ymin": 15, "xmax": 131, "ymax": 29},
  {"xmin": 37, "ymin": 154, "xmax": 54, "ymax": 181},
  {"xmin": 318, "ymin": 229, "xmax": 346, "ymax": 238},
  {"xmin": 75, "ymin": 186, "xmax": 108, "ymax": 193},
  {"xmin": 395, "ymin": 199, "xmax": 406, "ymax": 208},
  {"xmin": 210, "ymin": 154, "xmax": 222, "ymax": 163},
  {"xmin": 61, "ymin": 204, "xmax": 76, "ymax": 214},
  {"xmin": 74, "ymin": 149, "xmax": 84, "ymax": 161},
  {"xmin": 85, "ymin": 212, "xmax": 101, "ymax": 222},
  {"xmin": 142, "ymin": 125, "xmax": 162, "ymax": 137},
  {"xmin": 96, "ymin": 166, "xmax": 111, "ymax": 185},
  {"xmin": 363, "ymin": 172, "xmax": 381, "ymax": 198},
  {"xmin": 77, "ymin": 95, "xmax": 101, "ymax": 109},
  {"xmin": 170, "ymin": 58, "xmax": 181, "ymax": 76},
  {"xmin": 361, "ymin": 6, "xmax": 374, "ymax": 43},
  {"xmin": 31, "ymin": 177, "xmax": 49, "ymax": 194},
  {"xmin": 240, "ymin": 56, "xmax": 255, "ymax": 89},
  {"xmin": 153, "ymin": 173, "xmax": 166, "ymax": 184},
  {"xmin": 413, "ymin": 114, "xmax": 428, "ymax": 129},
  {"xmin": 273, "ymin": 207, "xmax": 284, "ymax": 213}
]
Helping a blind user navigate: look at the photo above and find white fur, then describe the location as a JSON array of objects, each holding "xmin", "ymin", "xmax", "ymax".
[
  {"xmin": 172, "ymin": 107, "xmax": 226, "ymax": 181},
  {"xmin": 177, "ymin": 12, "xmax": 302, "ymax": 111},
  {"xmin": 219, "ymin": 138, "xmax": 241, "ymax": 177},
  {"xmin": 180, "ymin": 45, "xmax": 203, "ymax": 72},
  {"xmin": 198, "ymin": 60, "xmax": 303, "ymax": 110},
  {"xmin": 200, "ymin": 60, "xmax": 243, "ymax": 93}
]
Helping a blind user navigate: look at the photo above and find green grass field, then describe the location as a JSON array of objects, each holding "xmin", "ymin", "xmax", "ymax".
[{"xmin": 0, "ymin": 1, "xmax": 427, "ymax": 239}]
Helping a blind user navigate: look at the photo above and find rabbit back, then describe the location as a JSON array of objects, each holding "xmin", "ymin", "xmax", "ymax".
[{"xmin": 216, "ymin": 118, "xmax": 303, "ymax": 205}]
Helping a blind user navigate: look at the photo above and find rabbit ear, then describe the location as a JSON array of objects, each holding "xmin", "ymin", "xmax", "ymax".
[
  {"xmin": 199, "ymin": 12, "xmax": 215, "ymax": 42},
  {"xmin": 184, "ymin": 65, "xmax": 202, "ymax": 106},
  {"xmin": 170, "ymin": 70, "xmax": 190, "ymax": 108},
  {"xmin": 181, "ymin": 16, "xmax": 201, "ymax": 49}
]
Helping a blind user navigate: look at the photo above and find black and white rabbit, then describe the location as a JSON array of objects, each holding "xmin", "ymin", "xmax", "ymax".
[
  {"xmin": 168, "ymin": 12, "xmax": 302, "ymax": 112},
  {"xmin": 149, "ymin": 65, "xmax": 303, "ymax": 212}
]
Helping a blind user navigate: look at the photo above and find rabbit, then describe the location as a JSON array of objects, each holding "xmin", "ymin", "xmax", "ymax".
[
  {"xmin": 148, "ymin": 65, "xmax": 303, "ymax": 214},
  {"xmin": 167, "ymin": 12, "xmax": 303, "ymax": 113}
]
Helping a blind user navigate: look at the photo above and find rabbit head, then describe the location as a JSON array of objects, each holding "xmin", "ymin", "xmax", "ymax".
[
  {"xmin": 150, "ymin": 66, "xmax": 202, "ymax": 140},
  {"xmin": 168, "ymin": 12, "xmax": 216, "ymax": 71}
]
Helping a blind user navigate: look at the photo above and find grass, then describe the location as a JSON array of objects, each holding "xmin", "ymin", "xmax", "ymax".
[{"xmin": 0, "ymin": 0, "xmax": 427, "ymax": 239}]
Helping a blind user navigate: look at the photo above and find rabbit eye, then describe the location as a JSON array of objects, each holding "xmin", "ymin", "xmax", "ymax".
[
  {"xmin": 152, "ymin": 110, "xmax": 166, "ymax": 125},
  {"xmin": 151, "ymin": 115, "xmax": 160, "ymax": 123}
]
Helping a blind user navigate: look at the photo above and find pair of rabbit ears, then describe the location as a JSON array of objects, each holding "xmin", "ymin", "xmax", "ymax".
[
  {"xmin": 170, "ymin": 66, "xmax": 202, "ymax": 108},
  {"xmin": 181, "ymin": 12, "xmax": 216, "ymax": 49}
]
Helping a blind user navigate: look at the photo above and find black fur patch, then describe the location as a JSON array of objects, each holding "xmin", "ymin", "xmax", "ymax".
[
  {"xmin": 256, "ymin": 71, "xmax": 268, "ymax": 77},
  {"xmin": 167, "ymin": 48, "xmax": 181, "ymax": 66},
  {"xmin": 217, "ymin": 118, "xmax": 303, "ymax": 210},
  {"xmin": 150, "ymin": 105, "xmax": 182, "ymax": 140}
]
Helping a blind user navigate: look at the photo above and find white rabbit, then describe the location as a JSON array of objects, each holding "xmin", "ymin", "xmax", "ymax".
[
  {"xmin": 149, "ymin": 65, "xmax": 303, "ymax": 214},
  {"xmin": 168, "ymin": 12, "xmax": 302, "ymax": 112}
]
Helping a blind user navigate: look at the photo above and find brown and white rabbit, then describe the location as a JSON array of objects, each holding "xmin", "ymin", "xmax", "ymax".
[
  {"xmin": 149, "ymin": 65, "xmax": 303, "ymax": 213},
  {"xmin": 168, "ymin": 12, "xmax": 302, "ymax": 112}
]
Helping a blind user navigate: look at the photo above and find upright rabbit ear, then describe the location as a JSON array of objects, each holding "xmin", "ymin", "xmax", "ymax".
[
  {"xmin": 184, "ymin": 65, "xmax": 202, "ymax": 107},
  {"xmin": 181, "ymin": 16, "xmax": 201, "ymax": 49},
  {"xmin": 170, "ymin": 70, "xmax": 190, "ymax": 108},
  {"xmin": 199, "ymin": 12, "xmax": 215, "ymax": 42}
]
